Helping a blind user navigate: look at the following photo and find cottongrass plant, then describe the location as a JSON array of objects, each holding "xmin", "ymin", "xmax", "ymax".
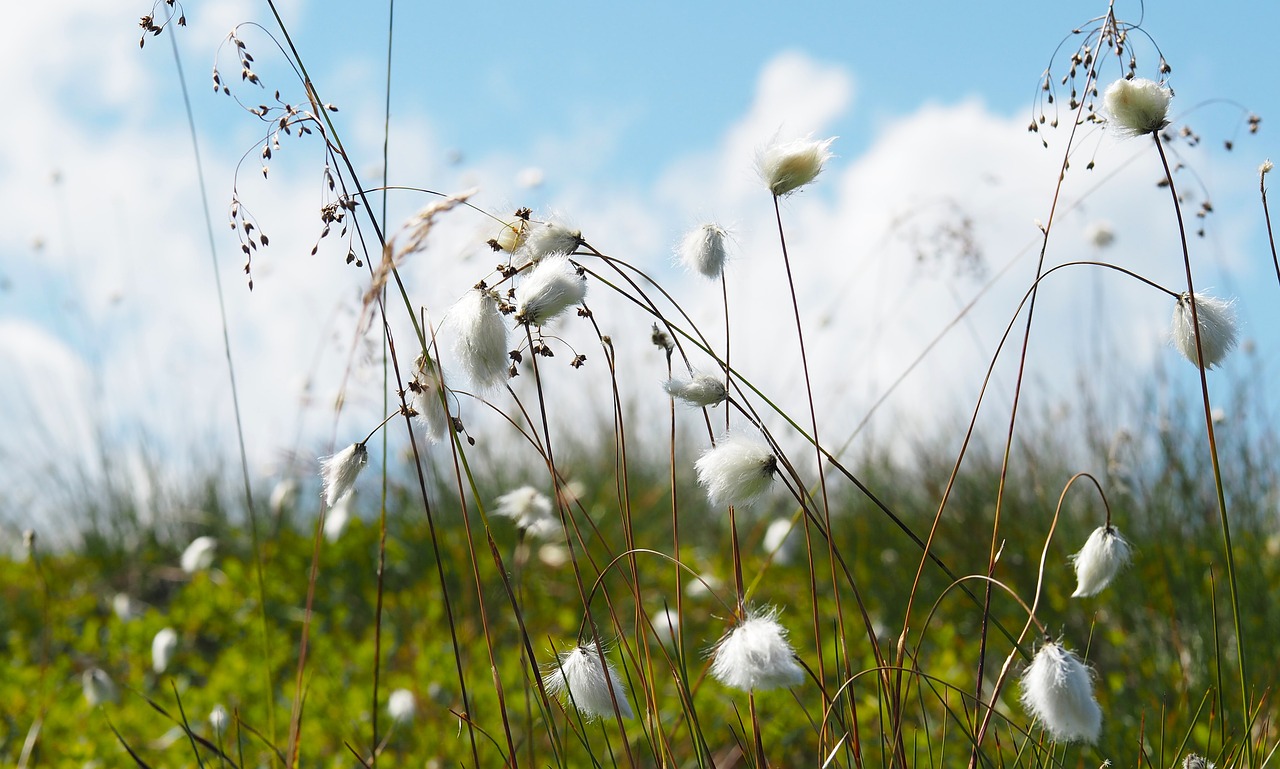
[
  {"xmin": 1020, "ymin": 639, "xmax": 1103, "ymax": 744},
  {"xmin": 517, "ymin": 220, "xmax": 583, "ymax": 266},
  {"xmin": 448, "ymin": 287, "xmax": 510, "ymax": 390},
  {"xmin": 542, "ymin": 641, "xmax": 634, "ymax": 720},
  {"xmin": 756, "ymin": 134, "xmax": 836, "ymax": 196},
  {"xmin": 662, "ymin": 372, "xmax": 728, "ymax": 408},
  {"xmin": 513, "ymin": 252, "xmax": 588, "ymax": 325},
  {"xmin": 151, "ymin": 627, "xmax": 178, "ymax": 673},
  {"xmin": 694, "ymin": 431, "xmax": 778, "ymax": 508},
  {"xmin": 387, "ymin": 689, "xmax": 416, "ymax": 725},
  {"xmin": 209, "ymin": 704, "xmax": 229, "ymax": 735},
  {"xmin": 1070, "ymin": 525, "xmax": 1132, "ymax": 598},
  {"xmin": 319, "ymin": 442, "xmax": 368, "ymax": 506},
  {"xmin": 709, "ymin": 608, "xmax": 805, "ymax": 692},
  {"xmin": 493, "ymin": 485, "xmax": 559, "ymax": 539},
  {"xmin": 677, "ymin": 222, "xmax": 731, "ymax": 279},
  {"xmin": 82, "ymin": 668, "xmax": 118, "ymax": 706},
  {"xmin": 1172, "ymin": 292, "xmax": 1239, "ymax": 369},
  {"xmin": 179, "ymin": 535, "xmax": 217, "ymax": 573}
]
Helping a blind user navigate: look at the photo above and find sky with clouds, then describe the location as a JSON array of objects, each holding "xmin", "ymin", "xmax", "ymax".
[{"xmin": 3, "ymin": 0, "xmax": 1278, "ymax": 536}]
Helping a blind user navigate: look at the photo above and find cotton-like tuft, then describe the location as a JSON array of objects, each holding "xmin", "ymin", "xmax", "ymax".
[
  {"xmin": 663, "ymin": 373, "xmax": 728, "ymax": 408},
  {"xmin": 494, "ymin": 485, "xmax": 558, "ymax": 539},
  {"xmin": 449, "ymin": 288, "xmax": 510, "ymax": 390},
  {"xmin": 677, "ymin": 223, "xmax": 731, "ymax": 279},
  {"xmin": 543, "ymin": 641, "xmax": 634, "ymax": 720},
  {"xmin": 320, "ymin": 443, "xmax": 368, "ymax": 506},
  {"xmin": 180, "ymin": 536, "xmax": 218, "ymax": 574},
  {"xmin": 209, "ymin": 704, "xmax": 229, "ymax": 735},
  {"xmin": 757, "ymin": 135, "xmax": 835, "ymax": 196},
  {"xmin": 1019, "ymin": 640, "xmax": 1103, "ymax": 743},
  {"xmin": 1172, "ymin": 292, "xmax": 1238, "ymax": 369},
  {"xmin": 152, "ymin": 627, "xmax": 179, "ymax": 673},
  {"xmin": 514, "ymin": 253, "xmax": 587, "ymax": 325},
  {"xmin": 1086, "ymin": 221, "xmax": 1115, "ymax": 249},
  {"xmin": 388, "ymin": 689, "xmax": 416, "ymax": 724},
  {"xmin": 325, "ymin": 490, "xmax": 354, "ymax": 542},
  {"xmin": 518, "ymin": 221, "xmax": 583, "ymax": 266},
  {"xmin": 1070, "ymin": 525, "xmax": 1132, "ymax": 597},
  {"xmin": 695, "ymin": 432, "xmax": 778, "ymax": 509},
  {"xmin": 762, "ymin": 517, "xmax": 801, "ymax": 565},
  {"xmin": 1103, "ymin": 77, "xmax": 1172, "ymax": 137},
  {"xmin": 83, "ymin": 668, "xmax": 118, "ymax": 706},
  {"xmin": 411, "ymin": 359, "xmax": 451, "ymax": 443},
  {"xmin": 709, "ymin": 608, "xmax": 805, "ymax": 692}
]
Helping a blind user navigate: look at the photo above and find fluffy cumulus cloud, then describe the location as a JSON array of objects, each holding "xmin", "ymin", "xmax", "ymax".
[{"xmin": 1, "ymin": 9, "xmax": 1257, "ymax": 536}]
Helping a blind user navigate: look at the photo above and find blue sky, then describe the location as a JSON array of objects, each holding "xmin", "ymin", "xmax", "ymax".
[{"xmin": 2, "ymin": 0, "xmax": 1278, "ymax": 537}]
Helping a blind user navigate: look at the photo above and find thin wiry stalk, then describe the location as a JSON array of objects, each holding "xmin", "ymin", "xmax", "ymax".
[
  {"xmin": 771, "ymin": 195, "xmax": 889, "ymax": 765},
  {"xmin": 1154, "ymin": 131, "xmax": 1250, "ymax": 765},
  {"xmin": 371, "ymin": 1, "xmax": 395, "ymax": 762},
  {"xmin": 164, "ymin": 9, "xmax": 276, "ymax": 744},
  {"xmin": 1261, "ymin": 168, "xmax": 1280, "ymax": 289},
  {"xmin": 971, "ymin": 473, "xmax": 1105, "ymax": 749},
  {"xmin": 966, "ymin": 10, "xmax": 1112, "ymax": 763},
  {"xmin": 256, "ymin": 4, "xmax": 483, "ymax": 762},
  {"xmin": 524, "ymin": 324, "xmax": 637, "ymax": 763}
]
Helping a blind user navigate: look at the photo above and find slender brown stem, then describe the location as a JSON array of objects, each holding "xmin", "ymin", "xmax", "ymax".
[{"xmin": 1152, "ymin": 132, "xmax": 1251, "ymax": 766}]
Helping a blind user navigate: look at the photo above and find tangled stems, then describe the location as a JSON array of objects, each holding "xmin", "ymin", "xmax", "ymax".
[{"xmin": 1152, "ymin": 132, "xmax": 1252, "ymax": 765}]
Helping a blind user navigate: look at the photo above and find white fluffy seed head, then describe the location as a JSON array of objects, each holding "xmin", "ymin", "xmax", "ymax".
[
  {"xmin": 695, "ymin": 432, "xmax": 778, "ymax": 509},
  {"xmin": 1019, "ymin": 640, "xmax": 1102, "ymax": 743},
  {"xmin": 1103, "ymin": 77, "xmax": 1172, "ymax": 137},
  {"xmin": 542, "ymin": 641, "xmax": 634, "ymax": 720},
  {"xmin": 325, "ymin": 490, "xmax": 354, "ymax": 543},
  {"xmin": 494, "ymin": 485, "xmax": 557, "ymax": 538},
  {"xmin": 677, "ymin": 223, "xmax": 731, "ymax": 279},
  {"xmin": 269, "ymin": 478, "xmax": 298, "ymax": 515},
  {"xmin": 518, "ymin": 221, "xmax": 583, "ymax": 266},
  {"xmin": 1182, "ymin": 754, "xmax": 1216, "ymax": 769},
  {"xmin": 514, "ymin": 254, "xmax": 587, "ymax": 326},
  {"xmin": 1172, "ymin": 292, "xmax": 1238, "ymax": 369},
  {"xmin": 1071, "ymin": 525, "xmax": 1132, "ymax": 598},
  {"xmin": 82, "ymin": 668, "xmax": 118, "ymax": 706},
  {"xmin": 209, "ymin": 704, "xmax": 229, "ymax": 735},
  {"xmin": 411, "ymin": 358, "xmax": 451, "ymax": 443},
  {"xmin": 762, "ymin": 517, "xmax": 801, "ymax": 565},
  {"xmin": 320, "ymin": 443, "xmax": 368, "ymax": 506},
  {"xmin": 450, "ymin": 288, "xmax": 510, "ymax": 390},
  {"xmin": 152, "ymin": 627, "xmax": 179, "ymax": 673},
  {"xmin": 651, "ymin": 608, "xmax": 681, "ymax": 647},
  {"xmin": 709, "ymin": 608, "xmax": 805, "ymax": 692},
  {"xmin": 387, "ymin": 689, "xmax": 416, "ymax": 724},
  {"xmin": 180, "ymin": 536, "xmax": 218, "ymax": 574},
  {"xmin": 1086, "ymin": 221, "xmax": 1115, "ymax": 249},
  {"xmin": 492, "ymin": 218, "xmax": 528, "ymax": 254},
  {"xmin": 663, "ymin": 373, "xmax": 728, "ymax": 408},
  {"xmin": 757, "ymin": 135, "xmax": 835, "ymax": 196}
]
